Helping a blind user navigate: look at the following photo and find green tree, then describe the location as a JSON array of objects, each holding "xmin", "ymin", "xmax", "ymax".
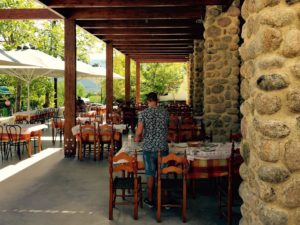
[
  {"xmin": 140, "ymin": 63, "xmax": 185, "ymax": 102},
  {"xmin": 0, "ymin": 0, "xmax": 101, "ymax": 109}
]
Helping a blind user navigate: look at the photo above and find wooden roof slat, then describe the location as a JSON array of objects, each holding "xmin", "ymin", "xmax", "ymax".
[
  {"xmin": 87, "ymin": 28, "xmax": 200, "ymax": 35},
  {"xmin": 100, "ymin": 34, "xmax": 201, "ymax": 40},
  {"xmin": 0, "ymin": 9, "xmax": 62, "ymax": 19},
  {"xmin": 44, "ymin": 0, "xmax": 227, "ymax": 7},
  {"xmin": 127, "ymin": 52, "xmax": 189, "ymax": 55},
  {"xmin": 77, "ymin": 19, "xmax": 201, "ymax": 29},
  {"xmin": 138, "ymin": 59, "xmax": 188, "ymax": 63},
  {"xmin": 117, "ymin": 46, "xmax": 193, "ymax": 49},
  {"xmin": 112, "ymin": 40, "xmax": 194, "ymax": 45},
  {"xmin": 130, "ymin": 54, "xmax": 189, "ymax": 58},
  {"xmin": 56, "ymin": 6, "xmax": 204, "ymax": 19}
]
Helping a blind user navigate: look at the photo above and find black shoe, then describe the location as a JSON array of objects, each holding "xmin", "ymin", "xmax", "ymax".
[{"xmin": 143, "ymin": 198, "xmax": 154, "ymax": 208}]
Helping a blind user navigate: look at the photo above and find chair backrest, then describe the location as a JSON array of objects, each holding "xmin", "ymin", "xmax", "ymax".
[
  {"xmin": 0, "ymin": 125, "xmax": 3, "ymax": 141},
  {"xmin": 229, "ymin": 131, "xmax": 242, "ymax": 143},
  {"xmin": 111, "ymin": 113, "xmax": 122, "ymax": 124},
  {"xmin": 99, "ymin": 124, "xmax": 113, "ymax": 142},
  {"xmin": 168, "ymin": 115, "xmax": 179, "ymax": 130},
  {"xmin": 109, "ymin": 141, "xmax": 138, "ymax": 178},
  {"xmin": 52, "ymin": 117, "xmax": 64, "ymax": 129},
  {"xmin": 158, "ymin": 151, "xmax": 188, "ymax": 176},
  {"xmin": 79, "ymin": 124, "xmax": 97, "ymax": 142},
  {"xmin": 6, "ymin": 125, "xmax": 22, "ymax": 142}
]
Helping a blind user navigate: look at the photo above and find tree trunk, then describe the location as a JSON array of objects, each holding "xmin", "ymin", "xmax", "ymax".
[
  {"xmin": 45, "ymin": 91, "xmax": 50, "ymax": 108},
  {"xmin": 16, "ymin": 79, "xmax": 21, "ymax": 112}
]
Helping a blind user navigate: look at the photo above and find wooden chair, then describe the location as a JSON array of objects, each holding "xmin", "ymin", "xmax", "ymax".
[
  {"xmin": 0, "ymin": 125, "xmax": 9, "ymax": 160},
  {"xmin": 157, "ymin": 151, "xmax": 188, "ymax": 223},
  {"xmin": 78, "ymin": 124, "xmax": 98, "ymax": 161},
  {"xmin": 52, "ymin": 116, "xmax": 64, "ymax": 144},
  {"xmin": 168, "ymin": 115, "xmax": 179, "ymax": 143},
  {"xmin": 6, "ymin": 125, "xmax": 29, "ymax": 160},
  {"xmin": 217, "ymin": 132, "xmax": 243, "ymax": 225},
  {"xmin": 98, "ymin": 124, "xmax": 113, "ymax": 160},
  {"xmin": 111, "ymin": 112, "xmax": 122, "ymax": 125},
  {"xmin": 109, "ymin": 144, "xmax": 142, "ymax": 220}
]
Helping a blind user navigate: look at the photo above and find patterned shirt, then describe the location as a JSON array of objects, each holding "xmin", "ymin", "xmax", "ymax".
[{"xmin": 138, "ymin": 106, "xmax": 169, "ymax": 152}]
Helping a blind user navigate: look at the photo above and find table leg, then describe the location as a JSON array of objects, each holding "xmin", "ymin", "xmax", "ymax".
[
  {"xmin": 27, "ymin": 138, "xmax": 32, "ymax": 157},
  {"xmin": 38, "ymin": 133, "xmax": 42, "ymax": 152}
]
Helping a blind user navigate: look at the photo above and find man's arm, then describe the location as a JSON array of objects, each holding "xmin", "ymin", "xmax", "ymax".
[{"xmin": 134, "ymin": 121, "xmax": 144, "ymax": 142}]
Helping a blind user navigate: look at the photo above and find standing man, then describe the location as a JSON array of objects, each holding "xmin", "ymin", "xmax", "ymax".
[{"xmin": 134, "ymin": 92, "xmax": 169, "ymax": 207}]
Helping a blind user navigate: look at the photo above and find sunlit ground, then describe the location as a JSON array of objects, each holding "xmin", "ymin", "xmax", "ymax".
[{"xmin": 0, "ymin": 147, "xmax": 62, "ymax": 182}]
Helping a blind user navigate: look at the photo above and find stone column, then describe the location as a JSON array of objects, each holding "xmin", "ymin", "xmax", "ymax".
[
  {"xmin": 203, "ymin": 2, "xmax": 241, "ymax": 141},
  {"xmin": 193, "ymin": 40, "xmax": 204, "ymax": 115},
  {"xmin": 188, "ymin": 53, "xmax": 194, "ymax": 106},
  {"xmin": 186, "ymin": 60, "xmax": 191, "ymax": 105},
  {"xmin": 239, "ymin": 1, "xmax": 300, "ymax": 225}
]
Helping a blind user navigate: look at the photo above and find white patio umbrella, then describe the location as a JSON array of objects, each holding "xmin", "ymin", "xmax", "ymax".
[
  {"xmin": 0, "ymin": 49, "xmax": 32, "ymax": 66},
  {"xmin": 0, "ymin": 49, "xmax": 123, "ymax": 110},
  {"xmin": 76, "ymin": 62, "xmax": 124, "ymax": 80}
]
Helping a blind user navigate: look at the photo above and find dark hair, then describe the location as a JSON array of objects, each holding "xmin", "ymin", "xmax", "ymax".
[{"xmin": 146, "ymin": 92, "xmax": 158, "ymax": 102}]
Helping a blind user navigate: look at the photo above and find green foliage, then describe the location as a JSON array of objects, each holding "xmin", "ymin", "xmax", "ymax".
[
  {"xmin": 0, "ymin": 0, "xmax": 101, "ymax": 109},
  {"xmin": 76, "ymin": 83, "xmax": 87, "ymax": 98},
  {"xmin": 140, "ymin": 63, "xmax": 185, "ymax": 102},
  {"xmin": 57, "ymin": 80, "xmax": 64, "ymax": 107}
]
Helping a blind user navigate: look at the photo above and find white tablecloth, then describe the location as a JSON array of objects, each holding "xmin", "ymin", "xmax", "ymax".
[
  {"xmin": 0, "ymin": 116, "xmax": 15, "ymax": 125},
  {"xmin": 120, "ymin": 142, "xmax": 234, "ymax": 161},
  {"xmin": 2, "ymin": 124, "xmax": 48, "ymax": 135},
  {"xmin": 72, "ymin": 123, "xmax": 127, "ymax": 136}
]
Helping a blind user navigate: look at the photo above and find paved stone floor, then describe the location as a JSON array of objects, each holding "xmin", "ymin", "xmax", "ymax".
[{"xmin": 0, "ymin": 125, "xmax": 241, "ymax": 225}]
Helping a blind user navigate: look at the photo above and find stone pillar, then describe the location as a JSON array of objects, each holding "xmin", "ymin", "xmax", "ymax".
[
  {"xmin": 186, "ymin": 60, "xmax": 191, "ymax": 105},
  {"xmin": 203, "ymin": 2, "xmax": 241, "ymax": 142},
  {"xmin": 193, "ymin": 40, "xmax": 204, "ymax": 115},
  {"xmin": 188, "ymin": 54, "xmax": 194, "ymax": 106},
  {"xmin": 239, "ymin": 1, "xmax": 300, "ymax": 225}
]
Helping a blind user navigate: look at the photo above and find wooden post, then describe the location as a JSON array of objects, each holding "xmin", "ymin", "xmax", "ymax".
[
  {"xmin": 125, "ymin": 54, "xmax": 131, "ymax": 104},
  {"xmin": 54, "ymin": 77, "xmax": 58, "ymax": 108},
  {"xmin": 106, "ymin": 42, "xmax": 113, "ymax": 117},
  {"xmin": 64, "ymin": 18, "xmax": 77, "ymax": 157},
  {"xmin": 136, "ymin": 61, "xmax": 140, "ymax": 104}
]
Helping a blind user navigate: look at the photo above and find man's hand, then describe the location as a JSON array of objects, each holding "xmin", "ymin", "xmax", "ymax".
[{"xmin": 134, "ymin": 135, "xmax": 141, "ymax": 142}]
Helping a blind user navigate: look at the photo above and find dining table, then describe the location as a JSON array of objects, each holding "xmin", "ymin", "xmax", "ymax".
[
  {"xmin": 0, "ymin": 124, "xmax": 48, "ymax": 158},
  {"xmin": 71, "ymin": 123, "xmax": 127, "ymax": 136},
  {"xmin": 116, "ymin": 140, "xmax": 241, "ymax": 225},
  {"xmin": 116, "ymin": 141, "xmax": 235, "ymax": 175},
  {"xmin": 0, "ymin": 116, "xmax": 16, "ymax": 125}
]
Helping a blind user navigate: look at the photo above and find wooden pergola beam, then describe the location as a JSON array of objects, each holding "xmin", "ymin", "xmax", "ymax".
[
  {"xmin": 77, "ymin": 19, "xmax": 202, "ymax": 29},
  {"xmin": 130, "ymin": 54, "xmax": 189, "ymax": 59},
  {"xmin": 56, "ymin": 6, "xmax": 204, "ymax": 19},
  {"xmin": 88, "ymin": 28, "xmax": 199, "ymax": 35},
  {"xmin": 139, "ymin": 59, "xmax": 189, "ymax": 63},
  {"xmin": 112, "ymin": 40, "xmax": 194, "ymax": 46},
  {"xmin": 116, "ymin": 46, "xmax": 192, "ymax": 49},
  {"xmin": 122, "ymin": 50, "xmax": 193, "ymax": 54},
  {"xmin": 43, "ymin": 0, "xmax": 229, "ymax": 7},
  {"xmin": 100, "ymin": 34, "xmax": 201, "ymax": 40},
  {"xmin": 0, "ymin": 9, "xmax": 62, "ymax": 19}
]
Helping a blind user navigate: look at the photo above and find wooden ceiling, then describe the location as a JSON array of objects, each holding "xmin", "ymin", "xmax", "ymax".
[{"xmin": 36, "ymin": 0, "xmax": 233, "ymax": 62}]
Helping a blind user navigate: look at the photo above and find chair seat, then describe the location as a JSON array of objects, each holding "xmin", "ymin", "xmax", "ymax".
[
  {"xmin": 113, "ymin": 176, "xmax": 141, "ymax": 190},
  {"xmin": 161, "ymin": 178, "xmax": 183, "ymax": 190}
]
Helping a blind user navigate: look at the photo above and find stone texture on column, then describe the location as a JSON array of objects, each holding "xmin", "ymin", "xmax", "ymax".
[
  {"xmin": 239, "ymin": 1, "xmax": 300, "ymax": 225},
  {"xmin": 193, "ymin": 39, "xmax": 204, "ymax": 115},
  {"xmin": 203, "ymin": 1, "xmax": 241, "ymax": 142},
  {"xmin": 188, "ymin": 54, "xmax": 194, "ymax": 106}
]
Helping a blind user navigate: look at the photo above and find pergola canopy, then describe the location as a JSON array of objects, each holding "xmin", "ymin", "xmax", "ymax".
[{"xmin": 32, "ymin": 0, "xmax": 234, "ymax": 62}]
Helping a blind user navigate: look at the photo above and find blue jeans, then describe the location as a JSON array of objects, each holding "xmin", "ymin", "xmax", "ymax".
[{"xmin": 143, "ymin": 151, "xmax": 168, "ymax": 177}]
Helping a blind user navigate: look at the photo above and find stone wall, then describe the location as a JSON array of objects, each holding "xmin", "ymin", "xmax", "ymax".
[
  {"xmin": 193, "ymin": 40, "xmax": 204, "ymax": 114},
  {"xmin": 239, "ymin": 0, "xmax": 300, "ymax": 224},
  {"xmin": 203, "ymin": 2, "xmax": 241, "ymax": 141},
  {"xmin": 188, "ymin": 53, "xmax": 194, "ymax": 106}
]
